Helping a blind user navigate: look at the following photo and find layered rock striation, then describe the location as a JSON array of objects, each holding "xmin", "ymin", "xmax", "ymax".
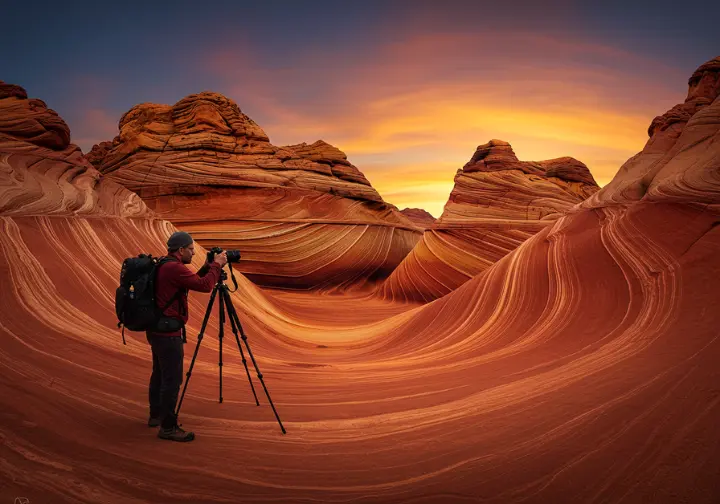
[
  {"xmin": 578, "ymin": 56, "xmax": 720, "ymax": 211},
  {"xmin": 379, "ymin": 140, "xmax": 600, "ymax": 302},
  {"xmin": 2, "ymin": 58, "xmax": 720, "ymax": 503},
  {"xmin": 87, "ymin": 92, "xmax": 420, "ymax": 290},
  {"xmin": 0, "ymin": 82, "xmax": 149, "ymax": 217}
]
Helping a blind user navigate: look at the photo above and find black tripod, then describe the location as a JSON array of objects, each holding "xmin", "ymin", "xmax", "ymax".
[{"xmin": 174, "ymin": 270, "xmax": 286, "ymax": 434}]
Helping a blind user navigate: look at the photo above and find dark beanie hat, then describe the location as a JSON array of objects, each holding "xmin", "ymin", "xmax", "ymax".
[{"xmin": 167, "ymin": 231, "xmax": 193, "ymax": 250}]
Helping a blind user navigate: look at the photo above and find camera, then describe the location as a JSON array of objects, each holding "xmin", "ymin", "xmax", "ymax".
[{"xmin": 207, "ymin": 247, "xmax": 241, "ymax": 264}]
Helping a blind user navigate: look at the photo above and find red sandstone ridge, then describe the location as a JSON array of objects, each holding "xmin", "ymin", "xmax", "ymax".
[
  {"xmin": 445, "ymin": 139, "xmax": 598, "ymax": 222},
  {"xmin": 85, "ymin": 139, "xmax": 113, "ymax": 168},
  {"xmin": 85, "ymin": 92, "xmax": 381, "ymax": 202},
  {"xmin": 1, "ymin": 58, "xmax": 720, "ymax": 504},
  {"xmin": 0, "ymin": 81, "xmax": 149, "ymax": 217},
  {"xmin": 399, "ymin": 208, "xmax": 436, "ymax": 229},
  {"xmin": 86, "ymin": 92, "xmax": 420, "ymax": 290},
  {"xmin": 281, "ymin": 140, "xmax": 373, "ymax": 187},
  {"xmin": 379, "ymin": 140, "xmax": 599, "ymax": 302},
  {"xmin": 578, "ymin": 55, "xmax": 720, "ymax": 211}
]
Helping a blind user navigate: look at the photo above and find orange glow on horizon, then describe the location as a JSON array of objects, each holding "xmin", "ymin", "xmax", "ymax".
[
  {"xmin": 76, "ymin": 30, "xmax": 684, "ymax": 217},
  {"xmin": 214, "ymin": 33, "xmax": 680, "ymax": 217}
]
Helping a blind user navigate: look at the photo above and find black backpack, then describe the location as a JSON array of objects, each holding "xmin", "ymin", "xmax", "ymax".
[{"xmin": 115, "ymin": 254, "xmax": 181, "ymax": 344}]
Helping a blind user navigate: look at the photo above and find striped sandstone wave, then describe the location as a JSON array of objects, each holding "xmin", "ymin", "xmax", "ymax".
[
  {"xmin": 379, "ymin": 140, "xmax": 599, "ymax": 302},
  {"xmin": 86, "ymin": 93, "xmax": 421, "ymax": 290},
  {"xmin": 1, "ymin": 56, "xmax": 719, "ymax": 503}
]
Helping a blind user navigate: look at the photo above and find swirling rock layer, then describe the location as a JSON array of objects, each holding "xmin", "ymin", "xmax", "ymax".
[
  {"xmin": 2, "ymin": 57, "xmax": 720, "ymax": 503},
  {"xmin": 87, "ymin": 93, "xmax": 419, "ymax": 289},
  {"xmin": 0, "ymin": 82, "xmax": 150, "ymax": 217},
  {"xmin": 580, "ymin": 56, "xmax": 720, "ymax": 210},
  {"xmin": 150, "ymin": 185, "xmax": 421, "ymax": 289},
  {"xmin": 380, "ymin": 140, "xmax": 600, "ymax": 302}
]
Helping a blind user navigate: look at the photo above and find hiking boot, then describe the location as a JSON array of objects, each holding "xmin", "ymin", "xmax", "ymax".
[
  {"xmin": 158, "ymin": 424, "xmax": 195, "ymax": 442},
  {"xmin": 147, "ymin": 416, "xmax": 161, "ymax": 428}
]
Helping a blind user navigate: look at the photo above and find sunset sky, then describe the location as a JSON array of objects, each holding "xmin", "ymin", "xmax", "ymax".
[{"xmin": 4, "ymin": 1, "xmax": 718, "ymax": 217}]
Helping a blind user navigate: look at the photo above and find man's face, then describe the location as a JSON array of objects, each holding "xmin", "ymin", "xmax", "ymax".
[{"xmin": 179, "ymin": 242, "xmax": 195, "ymax": 264}]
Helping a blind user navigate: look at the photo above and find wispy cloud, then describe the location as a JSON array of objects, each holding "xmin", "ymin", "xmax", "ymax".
[
  {"xmin": 6, "ymin": 1, "xmax": 706, "ymax": 218},
  {"xmin": 200, "ymin": 31, "xmax": 685, "ymax": 213},
  {"xmin": 128, "ymin": 30, "xmax": 691, "ymax": 212}
]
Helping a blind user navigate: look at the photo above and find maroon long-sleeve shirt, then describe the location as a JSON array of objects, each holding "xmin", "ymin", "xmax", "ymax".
[{"xmin": 151, "ymin": 253, "xmax": 223, "ymax": 337}]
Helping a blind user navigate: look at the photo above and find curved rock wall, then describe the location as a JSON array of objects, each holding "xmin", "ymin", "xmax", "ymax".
[
  {"xmin": 379, "ymin": 140, "xmax": 599, "ymax": 301},
  {"xmin": 86, "ymin": 92, "xmax": 420, "ymax": 290},
  {"xmin": 0, "ymin": 82, "xmax": 150, "ymax": 218},
  {"xmin": 1, "ymin": 57, "xmax": 719, "ymax": 503}
]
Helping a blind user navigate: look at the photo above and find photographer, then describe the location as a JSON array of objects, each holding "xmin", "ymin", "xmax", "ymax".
[{"xmin": 147, "ymin": 231, "xmax": 227, "ymax": 442}]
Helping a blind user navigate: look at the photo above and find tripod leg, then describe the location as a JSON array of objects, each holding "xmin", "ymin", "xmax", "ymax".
[
  {"xmin": 175, "ymin": 284, "xmax": 218, "ymax": 418},
  {"xmin": 221, "ymin": 288, "xmax": 286, "ymax": 434},
  {"xmin": 218, "ymin": 287, "xmax": 225, "ymax": 404},
  {"xmin": 223, "ymin": 287, "xmax": 260, "ymax": 406}
]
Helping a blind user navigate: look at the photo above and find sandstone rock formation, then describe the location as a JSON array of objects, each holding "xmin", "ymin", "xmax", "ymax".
[
  {"xmin": 578, "ymin": 56, "xmax": 720, "ymax": 211},
  {"xmin": 2, "ymin": 57, "xmax": 720, "ymax": 504},
  {"xmin": 399, "ymin": 207, "xmax": 436, "ymax": 229},
  {"xmin": 0, "ymin": 81, "xmax": 149, "ymax": 217},
  {"xmin": 379, "ymin": 140, "xmax": 600, "ymax": 301},
  {"xmin": 86, "ymin": 92, "xmax": 420, "ymax": 290}
]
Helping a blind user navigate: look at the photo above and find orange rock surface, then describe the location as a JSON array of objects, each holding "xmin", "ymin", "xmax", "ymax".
[
  {"xmin": 579, "ymin": 56, "xmax": 720, "ymax": 211},
  {"xmin": 399, "ymin": 207, "xmax": 436, "ymax": 229},
  {"xmin": 86, "ymin": 92, "xmax": 420, "ymax": 290},
  {"xmin": 0, "ymin": 82, "xmax": 149, "ymax": 217},
  {"xmin": 1, "ymin": 56, "xmax": 720, "ymax": 504},
  {"xmin": 379, "ymin": 140, "xmax": 600, "ymax": 301}
]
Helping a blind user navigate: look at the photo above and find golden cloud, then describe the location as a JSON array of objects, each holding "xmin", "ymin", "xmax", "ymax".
[{"xmin": 206, "ymin": 31, "xmax": 685, "ymax": 213}]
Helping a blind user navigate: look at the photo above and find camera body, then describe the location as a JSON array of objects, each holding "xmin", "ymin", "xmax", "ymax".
[{"xmin": 207, "ymin": 246, "xmax": 241, "ymax": 264}]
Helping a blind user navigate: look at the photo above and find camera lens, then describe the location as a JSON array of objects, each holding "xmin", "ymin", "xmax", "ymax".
[{"xmin": 227, "ymin": 250, "xmax": 241, "ymax": 263}]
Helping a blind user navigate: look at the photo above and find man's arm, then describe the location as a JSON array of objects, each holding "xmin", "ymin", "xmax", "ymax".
[
  {"xmin": 198, "ymin": 262, "xmax": 211, "ymax": 277},
  {"xmin": 172, "ymin": 262, "xmax": 223, "ymax": 293}
]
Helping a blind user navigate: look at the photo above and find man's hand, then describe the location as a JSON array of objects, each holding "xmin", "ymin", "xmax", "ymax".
[{"xmin": 213, "ymin": 251, "xmax": 228, "ymax": 267}]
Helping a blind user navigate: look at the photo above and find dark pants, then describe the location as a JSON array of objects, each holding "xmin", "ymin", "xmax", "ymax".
[{"xmin": 146, "ymin": 333, "xmax": 184, "ymax": 429}]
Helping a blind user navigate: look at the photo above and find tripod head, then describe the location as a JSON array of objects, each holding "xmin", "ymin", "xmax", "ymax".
[{"xmin": 218, "ymin": 263, "xmax": 239, "ymax": 292}]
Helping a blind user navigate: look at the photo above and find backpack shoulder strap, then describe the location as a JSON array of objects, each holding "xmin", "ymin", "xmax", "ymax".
[
  {"xmin": 160, "ymin": 290, "xmax": 183, "ymax": 313},
  {"xmin": 154, "ymin": 256, "xmax": 185, "ymax": 316}
]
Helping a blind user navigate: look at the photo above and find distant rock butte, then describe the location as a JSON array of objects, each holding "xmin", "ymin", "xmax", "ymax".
[
  {"xmin": 399, "ymin": 208, "xmax": 436, "ymax": 229},
  {"xmin": 442, "ymin": 139, "xmax": 598, "ymax": 224},
  {"xmin": 379, "ymin": 140, "xmax": 599, "ymax": 302},
  {"xmin": 86, "ymin": 91, "xmax": 420, "ymax": 290},
  {"xmin": 463, "ymin": 139, "xmax": 597, "ymax": 186},
  {"xmin": 0, "ymin": 81, "xmax": 149, "ymax": 217}
]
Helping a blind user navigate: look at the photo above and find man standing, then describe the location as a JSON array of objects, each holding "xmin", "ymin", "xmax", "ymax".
[{"xmin": 147, "ymin": 231, "xmax": 227, "ymax": 442}]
